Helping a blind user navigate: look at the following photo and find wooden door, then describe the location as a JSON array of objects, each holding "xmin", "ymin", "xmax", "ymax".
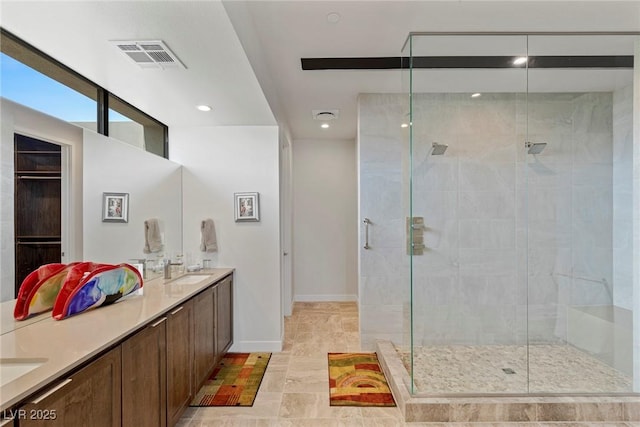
[
  {"xmin": 14, "ymin": 134, "xmax": 62, "ymax": 295},
  {"xmin": 122, "ymin": 319, "xmax": 167, "ymax": 427}
]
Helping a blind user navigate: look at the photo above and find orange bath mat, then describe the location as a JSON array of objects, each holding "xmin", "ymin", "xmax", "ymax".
[
  {"xmin": 328, "ymin": 352, "xmax": 396, "ymax": 407},
  {"xmin": 190, "ymin": 352, "xmax": 271, "ymax": 406}
]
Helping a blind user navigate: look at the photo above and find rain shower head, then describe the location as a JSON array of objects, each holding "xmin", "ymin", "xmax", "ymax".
[
  {"xmin": 432, "ymin": 142, "xmax": 448, "ymax": 155},
  {"xmin": 526, "ymin": 142, "xmax": 547, "ymax": 155}
]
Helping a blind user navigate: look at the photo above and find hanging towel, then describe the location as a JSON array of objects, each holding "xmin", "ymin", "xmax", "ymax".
[
  {"xmin": 143, "ymin": 218, "xmax": 163, "ymax": 254},
  {"xmin": 200, "ymin": 219, "xmax": 218, "ymax": 252}
]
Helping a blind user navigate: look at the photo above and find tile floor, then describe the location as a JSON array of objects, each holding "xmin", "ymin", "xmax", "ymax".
[{"xmin": 176, "ymin": 302, "xmax": 636, "ymax": 426}]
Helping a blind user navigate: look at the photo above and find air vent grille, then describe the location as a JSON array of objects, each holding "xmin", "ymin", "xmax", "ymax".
[
  {"xmin": 312, "ymin": 109, "xmax": 340, "ymax": 121},
  {"xmin": 118, "ymin": 44, "xmax": 140, "ymax": 51},
  {"xmin": 140, "ymin": 44, "xmax": 164, "ymax": 51},
  {"xmin": 111, "ymin": 40, "xmax": 185, "ymax": 69}
]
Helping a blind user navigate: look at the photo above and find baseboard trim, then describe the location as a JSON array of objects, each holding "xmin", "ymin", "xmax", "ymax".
[
  {"xmin": 229, "ymin": 340, "xmax": 283, "ymax": 353},
  {"xmin": 294, "ymin": 294, "xmax": 358, "ymax": 302}
]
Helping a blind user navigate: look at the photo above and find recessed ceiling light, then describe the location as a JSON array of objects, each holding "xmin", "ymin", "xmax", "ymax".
[
  {"xmin": 401, "ymin": 123, "xmax": 409, "ymax": 128},
  {"xmin": 471, "ymin": 93, "xmax": 482, "ymax": 98},
  {"xmin": 321, "ymin": 123, "xmax": 330, "ymax": 129},
  {"xmin": 196, "ymin": 105, "xmax": 212, "ymax": 112},
  {"xmin": 327, "ymin": 12, "xmax": 341, "ymax": 23},
  {"xmin": 513, "ymin": 57, "xmax": 528, "ymax": 65}
]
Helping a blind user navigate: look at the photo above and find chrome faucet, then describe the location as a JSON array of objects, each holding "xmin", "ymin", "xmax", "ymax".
[{"xmin": 163, "ymin": 259, "xmax": 182, "ymax": 280}]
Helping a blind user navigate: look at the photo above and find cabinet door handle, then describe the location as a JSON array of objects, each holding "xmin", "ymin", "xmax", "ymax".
[
  {"xmin": 30, "ymin": 379, "xmax": 73, "ymax": 404},
  {"xmin": 170, "ymin": 306, "xmax": 184, "ymax": 316},
  {"xmin": 150, "ymin": 317, "xmax": 166, "ymax": 328}
]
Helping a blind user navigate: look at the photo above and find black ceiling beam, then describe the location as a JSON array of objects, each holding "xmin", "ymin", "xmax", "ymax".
[{"xmin": 301, "ymin": 55, "xmax": 634, "ymax": 70}]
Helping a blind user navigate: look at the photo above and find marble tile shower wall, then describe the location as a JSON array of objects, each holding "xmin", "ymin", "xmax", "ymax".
[{"xmin": 359, "ymin": 91, "xmax": 624, "ymax": 350}]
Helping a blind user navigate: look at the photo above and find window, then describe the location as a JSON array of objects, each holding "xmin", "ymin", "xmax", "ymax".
[
  {"xmin": 0, "ymin": 29, "xmax": 168, "ymax": 158},
  {"xmin": 108, "ymin": 94, "xmax": 167, "ymax": 157}
]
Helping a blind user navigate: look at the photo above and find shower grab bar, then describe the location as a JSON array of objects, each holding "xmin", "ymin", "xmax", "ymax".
[{"xmin": 363, "ymin": 218, "xmax": 371, "ymax": 249}]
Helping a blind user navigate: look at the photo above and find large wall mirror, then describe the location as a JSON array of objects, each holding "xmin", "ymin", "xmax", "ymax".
[{"xmin": 0, "ymin": 99, "xmax": 183, "ymax": 311}]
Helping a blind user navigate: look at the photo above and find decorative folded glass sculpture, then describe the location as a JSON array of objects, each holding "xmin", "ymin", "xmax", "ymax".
[
  {"xmin": 14, "ymin": 263, "xmax": 77, "ymax": 320},
  {"xmin": 52, "ymin": 262, "xmax": 142, "ymax": 320},
  {"xmin": 14, "ymin": 262, "xmax": 143, "ymax": 320}
]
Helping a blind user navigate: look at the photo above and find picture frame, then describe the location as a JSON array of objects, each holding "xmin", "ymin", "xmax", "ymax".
[
  {"xmin": 234, "ymin": 192, "xmax": 260, "ymax": 222},
  {"xmin": 102, "ymin": 192, "xmax": 129, "ymax": 223}
]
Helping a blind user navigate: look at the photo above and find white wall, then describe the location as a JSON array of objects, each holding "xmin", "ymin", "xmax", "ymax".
[
  {"xmin": 170, "ymin": 125, "xmax": 282, "ymax": 352},
  {"xmin": 82, "ymin": 130, "xmax": 183, "ymax": 264},
  {"xmin": 292, "ymin": 139, "xmax": 358, "ymax": 302}
]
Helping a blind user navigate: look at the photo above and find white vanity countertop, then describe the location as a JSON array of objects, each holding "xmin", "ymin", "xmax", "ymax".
[{"xmin": 0, "ymin": 268, "xmax": 234, "ymax": 411}]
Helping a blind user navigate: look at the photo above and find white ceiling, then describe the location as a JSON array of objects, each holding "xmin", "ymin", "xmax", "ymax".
[{"xmin": 1, "ymin": 1, "xmax": 639, "ymax": 142}]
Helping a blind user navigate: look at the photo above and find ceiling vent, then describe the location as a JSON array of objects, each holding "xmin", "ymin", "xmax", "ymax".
[
  {"xmin": 312, "ymin": 109, "xmax": 339, "ymax": 121},
  {"xmin": 110, "ymin": 40, "xmax": 186, "ymax": 69}
]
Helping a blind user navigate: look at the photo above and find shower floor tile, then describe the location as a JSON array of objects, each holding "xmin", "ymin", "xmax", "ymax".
[{"xmin": 398, "ymin": 344, "xmax": 632, "ymax": 394}]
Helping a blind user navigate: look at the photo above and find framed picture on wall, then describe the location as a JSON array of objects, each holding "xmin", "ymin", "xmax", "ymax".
[
  {"xmin": 234, "ymin": 192, "xmax": 259, "ymax": 222},
  {"xmin": 102, "ymin": 192, "xmax": 129, "ymax": 223}
]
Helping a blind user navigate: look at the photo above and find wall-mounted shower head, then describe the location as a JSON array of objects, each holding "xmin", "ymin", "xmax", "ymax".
[
  {"xmin": 432, "ymin": 142, "xmax": 448, "ymax": 155},
  {"xmin": 526, "ymin": 142, "xmax": 547, "ymax": 155}
]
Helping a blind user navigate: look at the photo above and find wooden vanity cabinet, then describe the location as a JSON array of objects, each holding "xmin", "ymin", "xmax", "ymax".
[
  {"xmin": 166, "ymin": 301, "xmax": 194, "ymax": 427},
  {"xmin": 122, "ymin": 318, "xmax": 167, "ymax": 427},
  {"xmin": 216, "ymin": 275, "xmax": 233, "ymax": 358},
  {"xmin": 10, "ymin": 272, "xmax": 233, "ymax": 427},
  {"xmin": 20, "ymin": 347, "xmax": 121, "ymax": 427},
  {"xmin": 193, "ymin": 286, "xmax": 216, "ymax": 392}
]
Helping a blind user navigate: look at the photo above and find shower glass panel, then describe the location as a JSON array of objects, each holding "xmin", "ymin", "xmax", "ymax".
[
  {"xmin": 526, "ymin": 35, "xmax": 638, "ymax": 393},
  {"xmin": 404, "ymin": 35, "xmax": 529, "ymax": 394},
  {"xmin": 403, "ymin": 33, "xmax": 639, "ymax": 395}
]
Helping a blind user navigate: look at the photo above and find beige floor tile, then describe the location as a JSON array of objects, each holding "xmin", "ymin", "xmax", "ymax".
[
  {"xmin": 358, "ymin": 418, "xmax": 405, "ymax": 427},
  {"xmin": 189, "ymin": 420, "xmax": 258, "ymax": 427},
  {"xmin": 282, "ymin": 337, "xmax": 294, "ymax": 352},
  {"xmin": 256, "ymin": 419, "xmax": 364, "ymax": 427},
  {"xmin": 279, "ymin": 392, "xmax": 362, "ymax": 419},
  {"xmin": 284, "ymin": 358, "xmax": 330, "ymax": 393},
  {"xmin": 361, "ymin": 407, "xmax": 404, "ymax": 419},
  {"xmin": 341, "ymin": 317, "xmax": 360, "ymax": 332},
  {"xmin": 338, "ymin": 301, "xmax": 359, "ymax": 312},
  {"xmin": 268, "ymin": 352, "xmax": 292, "ymax": 367},
  {"xmin": 193, "ymin": 392, "xmax": 282, "ymax": 420},
  {"xmin": 291, "ymin": 332, "xmax": 350, "ymax": 357},
  {"xmin": 260, "ymin": 365, "xmax": 288, "ymax": 392},
  {"xmin": 297, "ymin": 314, "xmax": 343, "ymax": 333}
]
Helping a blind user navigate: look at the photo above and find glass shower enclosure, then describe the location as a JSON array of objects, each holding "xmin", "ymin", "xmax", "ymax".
[
  {"xmin": 358, "ymin": 33, "xmax": 638, "ymax": 397},
  {"xmin": 404, "ymin": 33, "xmax": 639, "ymax": 395}
]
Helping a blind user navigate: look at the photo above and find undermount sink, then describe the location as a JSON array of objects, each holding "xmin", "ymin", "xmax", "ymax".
[
  {"xmin": 0, "ymin": 358, "xmax": 47, "ymax": 386},
  {"xmin": 170, "ymin": 275, "xmax": 213, "ymax": 285}
]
